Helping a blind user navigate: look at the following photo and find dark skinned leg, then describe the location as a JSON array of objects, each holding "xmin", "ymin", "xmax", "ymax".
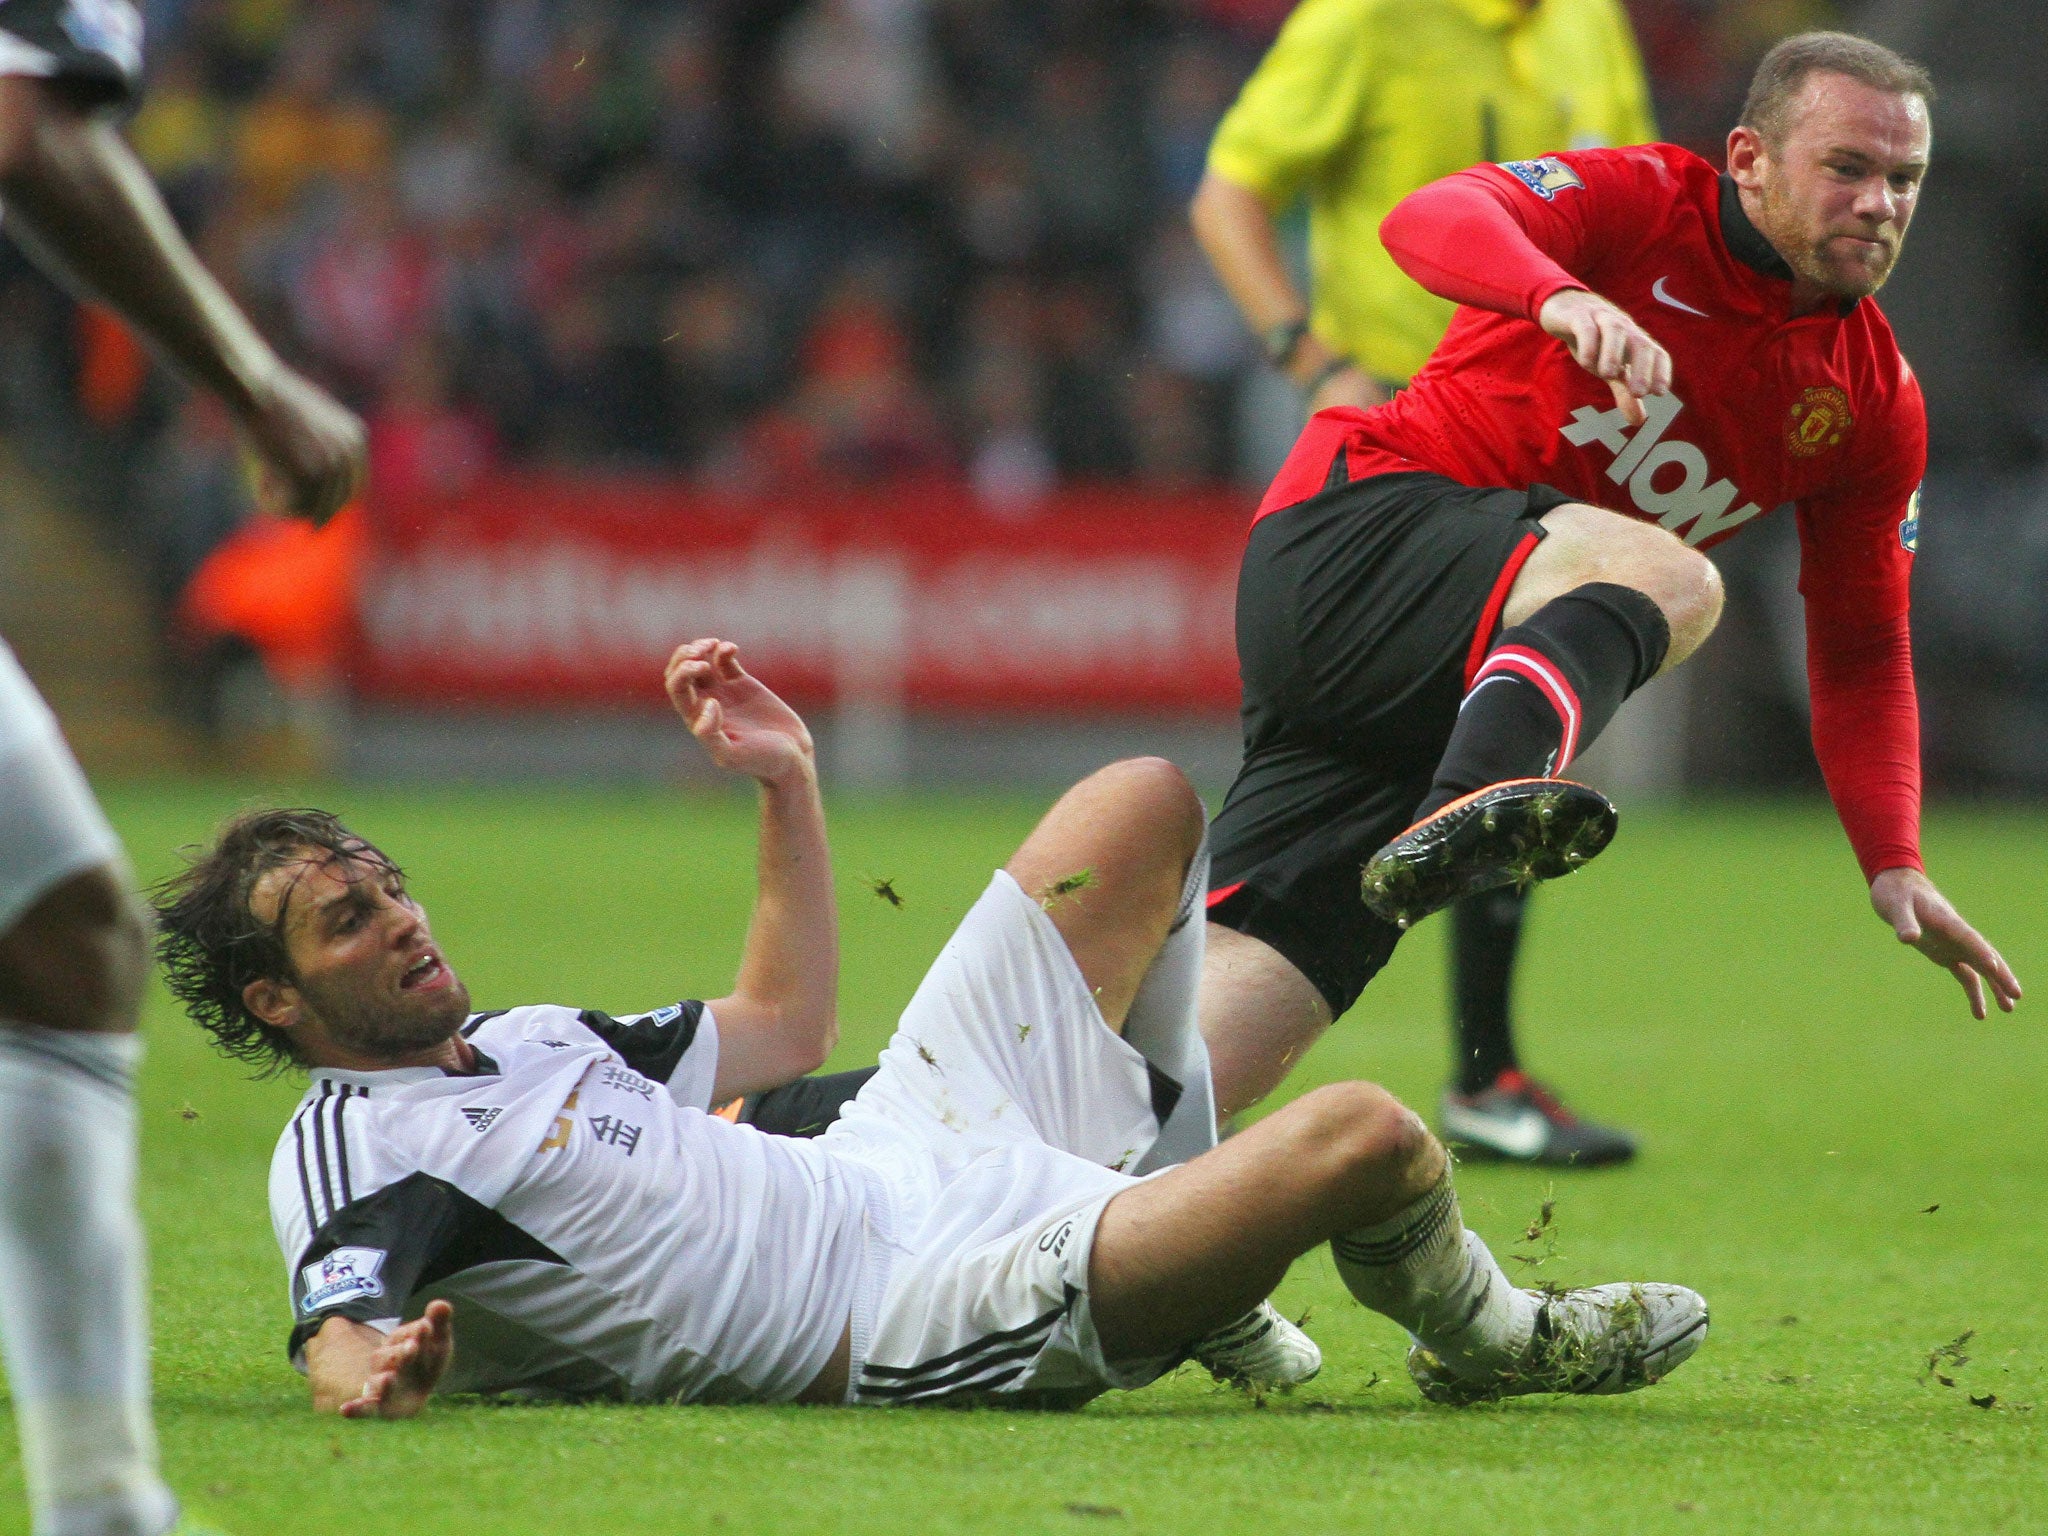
[{"xmin": 0, "ymin": 865, "xmax": 148, "ymax": 1036}]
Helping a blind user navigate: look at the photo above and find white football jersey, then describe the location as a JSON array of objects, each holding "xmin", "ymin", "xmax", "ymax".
[{"xmin": 269, "ymin": 1002, "xmax": 879, "ymax": 1403}]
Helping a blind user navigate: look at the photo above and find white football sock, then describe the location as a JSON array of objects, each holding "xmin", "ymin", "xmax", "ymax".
[
  {"xmin": 1330, "ymin": 1173, "xmax": 1537, "ymax": 1378},
  {"xmin": 0, "ymin": 1024, "xmax": 177, "ymax": 1536},
  {"xmin": 1125, "ymin": 833, "xmax": 1217, "ymax": 1174}
]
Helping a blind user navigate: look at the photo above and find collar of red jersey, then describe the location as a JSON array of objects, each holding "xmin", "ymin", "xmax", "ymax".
[
  {"xmin": 1718, "ymin": 174, "xmax": 1862, "ymax": 317},
  {"xmin": 1718, "ymin": 174, "xmax": 1795, "ymax": 282}
]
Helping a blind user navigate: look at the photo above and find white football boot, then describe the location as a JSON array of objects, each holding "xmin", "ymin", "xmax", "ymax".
[
  {"xmin": 1191, "ymin": 1301, "xmax": 1322, "ymax": 1390},
  {"xmin": 1408, "ymin": 1278, "xmax": 1707, "ymax": 1405}
]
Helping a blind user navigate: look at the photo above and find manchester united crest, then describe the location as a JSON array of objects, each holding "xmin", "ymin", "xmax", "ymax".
[{"xmin": 1785, "ymin": 385, "xmax": 1853, "ymax": 457}]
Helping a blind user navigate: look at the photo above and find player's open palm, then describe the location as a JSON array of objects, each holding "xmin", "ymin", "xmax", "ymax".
[
  {"xmin": 339, "ymin": 1300, "xmax": 454, "ymax": 1419},
  {"xmin": 666, "ymin": 639, "xmax": 816, "ymax": 784},
  {"xmin": 1869, "ymin": 867, "xmax": 2022, "ymax": 1020}
]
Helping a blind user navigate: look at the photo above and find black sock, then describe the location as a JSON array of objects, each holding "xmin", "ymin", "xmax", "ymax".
[
  {"xmin": 1415, "ymin": 582, "xmax": 1669, "ymax": 820},
  {"xmin": 1451, "ymin": 887, "xmax": 1527, "ymax": 1093}
]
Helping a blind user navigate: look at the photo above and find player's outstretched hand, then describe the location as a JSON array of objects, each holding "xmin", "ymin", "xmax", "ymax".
[
  {"xmin": 338, "ymin": 1300, "xmax": 454, "ymax": 1419},
  {"xmin": 1869, "ymin": 866, "xmax": 2022, "ymax": 1021},
  {"xmin": 240, "ymin": 362, "xmax": 368, "ymax": 526},
  {"xmin": 666, "ymin": 639, "xmax": 816, "ymax": 785},
  {"xmin": 1537, "ymin": 288, "xmax": 1672, "ymax": 426}
]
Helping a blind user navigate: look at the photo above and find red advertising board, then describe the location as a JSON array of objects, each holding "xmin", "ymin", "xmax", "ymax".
[{"xmin": 353, "ymin": 477, "xmax": 1251, "ymax": 714}]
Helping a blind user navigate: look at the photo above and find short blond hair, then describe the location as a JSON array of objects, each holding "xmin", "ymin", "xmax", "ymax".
[{"xmin": 1738, "ymin": 32, "xmax": 1934, "ymax": 149}]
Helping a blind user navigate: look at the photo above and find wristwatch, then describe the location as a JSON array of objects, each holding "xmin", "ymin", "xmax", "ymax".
[{"xmin": 1262, "ymin": 317, "xmax": 1310, "ymax": 370}]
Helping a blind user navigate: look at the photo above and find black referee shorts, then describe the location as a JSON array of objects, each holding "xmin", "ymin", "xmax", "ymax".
[
  {"xmin": 0, "ymin": 0, "xmax": 143, "ymax": 108},
  {"xmin": 1208, "ymin": 470, "xmax": 1574, "ymax": 1017}
]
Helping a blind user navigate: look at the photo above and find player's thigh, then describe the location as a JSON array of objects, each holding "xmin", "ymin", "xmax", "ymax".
[
  {"xmin": 1002, "ymin": 757, "xmax": 1203, "ymax": 1030},
  {"xmin": 1236, "ymin": 472, "xmax": 1547, "ymax": 756},
  {"xmin": 1508, "ymin": 501, "xmax": 1724, "ymax": 658},
  {"xmin": 0, "ymin": 641, "xmax": 138, "ymax": 1031},
  {"xmin": 0, "ymin": 864, "xmax": 147, "ymax": 1033},
  {"xmin": 852, "ymin": 871, "xmax": 1161, "ymax": 1170},
  {"xmin": 1207, "ymin": 742, "xmax": 1419, "ymax": 1021}
]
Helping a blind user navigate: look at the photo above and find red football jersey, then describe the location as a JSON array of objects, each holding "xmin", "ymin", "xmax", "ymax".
[{"xmin": 1257, "ymin": 143, "xmax": 1925, "ymax": 878}]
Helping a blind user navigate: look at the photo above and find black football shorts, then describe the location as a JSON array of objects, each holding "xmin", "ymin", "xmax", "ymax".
[
  {"xmin": 0, "ymin": 0, "xmax": 143, "ymax": 108},
  {"xmin": 1208, "ymin": 469, "xmax": 1575, "ymax": 1017}
]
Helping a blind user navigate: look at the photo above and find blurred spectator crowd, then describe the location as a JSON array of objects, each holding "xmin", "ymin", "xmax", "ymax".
[
  {"xmin": 3, "ymin": 1, "xmax": 1830, "ymax": 548},
  {"xmin": 4, "ymin": 0, "xmax": 2046, "ymax": 784}
]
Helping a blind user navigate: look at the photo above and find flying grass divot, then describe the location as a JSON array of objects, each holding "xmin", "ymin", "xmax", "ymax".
[{"xmin": 1037, "ymin": 869, "xmax": 1095, "ymax": 908}]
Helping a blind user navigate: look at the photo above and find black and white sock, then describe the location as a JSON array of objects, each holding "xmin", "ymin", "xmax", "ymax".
[
  {"xmin": 1330, "ymin": 1173, "xmax": 1535, "ymax": 1378},
  {"xmin": 0, "ymin": 1024, "xmax": 177, "ymax": 1536},
  {"xmin": 1414, "ymin": 582, "xmax": 1669, "ymax": 822},
  {"xmin": 1450, "ymin": 887, "xmax": 1528, "ymax": 1094}
]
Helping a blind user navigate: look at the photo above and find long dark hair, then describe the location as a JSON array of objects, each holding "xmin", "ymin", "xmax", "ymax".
[{"xmin": 151, "ymin": 808, "xmax": 398, "ymax": 1074}]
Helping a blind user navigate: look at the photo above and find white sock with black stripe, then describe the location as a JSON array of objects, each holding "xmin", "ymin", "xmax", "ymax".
[
  {"xmin": 1124, "ymin": 833, "xmax": 1217, "ymax": 1174},
  {"xmin": 1330, "ymin": 1172, "xmax": 1537, "ymax": 1379},
  {"xmin": 0, "ymin": 1024, "xmax": 177, "ymax": 1536}
]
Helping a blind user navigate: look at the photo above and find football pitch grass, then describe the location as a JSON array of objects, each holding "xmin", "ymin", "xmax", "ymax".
[{"xmin": 1, "ymin": 781, "xmax": 2042, "ymax": 1535}]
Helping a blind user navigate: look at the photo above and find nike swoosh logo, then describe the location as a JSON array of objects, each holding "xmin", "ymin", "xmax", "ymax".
[
  {"xmin": 1442, "ymin": 1104, "xmax": 1551, "ymax": 1158},
  {"xmin": 1652, "ymin": 277, "xmax": 1709, "ymax": 317}
]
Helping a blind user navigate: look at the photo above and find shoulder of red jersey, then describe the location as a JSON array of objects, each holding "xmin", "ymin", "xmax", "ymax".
[
  {"xmin": 1490, "ymin": 142, "xmax": 1714, "ymax": 209},
  {"xmin": 1834, "ymin": 300, "xmax": 1926, "ymax": 440},
  {"xmin": 1823, "ymin": 303, "xmax": 1927, "ymax": 506}
]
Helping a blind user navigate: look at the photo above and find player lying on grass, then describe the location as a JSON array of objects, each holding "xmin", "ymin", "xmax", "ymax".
[{"xmin": 155, "ymin": 641, "xmax": 1706, "ymax": 1415}]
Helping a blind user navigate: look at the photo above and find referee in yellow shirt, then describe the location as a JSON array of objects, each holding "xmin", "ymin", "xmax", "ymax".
[{"xmin": 1191, "ymin": 0, "xmax": 1655, "ymax": 1166}]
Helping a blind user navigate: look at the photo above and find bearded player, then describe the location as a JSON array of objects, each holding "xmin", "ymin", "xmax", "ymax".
[
  {"xmin": 1199, "ymin": 31, "xmax": 2021, "ymax": 1119},
  {"xmin": 154, "ymin": 640, "xmax": 1705, "ymax": 1416}
]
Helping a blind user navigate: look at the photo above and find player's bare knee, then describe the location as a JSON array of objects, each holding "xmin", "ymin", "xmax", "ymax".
[
  {"xmin": 1649, "ymin": 541, "xmax": 1723, "ymax": 663},
  {"xmin": 1099, "ymin": 756, "xmax": 1205, "ymax": 864},
  {"xmin": 1289, "ymin": 1082, "xmax": 1431, "ymax": 1186}
]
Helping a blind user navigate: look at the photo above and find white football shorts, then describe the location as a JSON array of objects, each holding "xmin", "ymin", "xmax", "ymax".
[
  {"xmin": 0, "ymin": 639, "xmax": 123, "ymax": 938},
  {"xmin": 825, "ymin": 870, "xmax": 1184, "ymax": 1407}
]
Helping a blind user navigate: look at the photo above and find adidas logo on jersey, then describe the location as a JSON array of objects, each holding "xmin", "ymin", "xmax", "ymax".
[
  {"xmin": 461, "ymin": 1106, "xmax": 503, "ymax": 1132},
  {"xmin": 1559, "ymin": 393, "xmax": 1764, "ymax": 546}
]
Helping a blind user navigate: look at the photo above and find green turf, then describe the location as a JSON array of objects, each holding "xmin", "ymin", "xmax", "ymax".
[{"xmin": 2, "ymin": 782, "xmax": 2042, "ymax": 1535}]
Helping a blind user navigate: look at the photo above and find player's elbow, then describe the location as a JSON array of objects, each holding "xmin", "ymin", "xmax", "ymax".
[
  {"xmin": 1377, "ymin": 190, "xmax": 1432, "ymax": 274},
  {"xmin": 0, "ymin": 77, "xmax": 42, "ymax": 182},
  {"xmin": 791, "ymin": 1008, "xmax": 838, "ymax": 1078},
  {"xmin": 0, "ymin": 76, "xmax": 83, "ymax": 187},
  {"xmin": 771, "ymin": 998, "xmax": 839, "ymax": 1080}
]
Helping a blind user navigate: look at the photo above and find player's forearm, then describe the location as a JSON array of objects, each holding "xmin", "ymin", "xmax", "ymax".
[
  {"xmin": 1380, "ymin": 171, "xmax": 1586, "ymax": 321},
  {"xmin": 1806, "ymin": 608, "xmax": 1923, "ymax": 879},
  {"xmin": 1190, "ymin": 171, "xmax": 1349, "ymax": 390},
  {"xmin": 722, "ymin": 760, "xmax": 839, "ymax": 1090},
  {"xmin": 0, "ymin": 93, "xmax": 282, "ymax": 419},
  {"xmin": 1191, "ymin": 171, "xmax": 1306, "ymax": 335}
]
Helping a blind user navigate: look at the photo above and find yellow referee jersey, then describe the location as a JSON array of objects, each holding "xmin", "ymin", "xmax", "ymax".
[{"xmin": 1208, "ymin": 0, "xmax": 1655, "ymax": 383}]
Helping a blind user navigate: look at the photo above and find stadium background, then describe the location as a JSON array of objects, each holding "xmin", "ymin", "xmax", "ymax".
[{"xmin": 0, "ymin": 0, "xmax": 2042, "ymax": 798}]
